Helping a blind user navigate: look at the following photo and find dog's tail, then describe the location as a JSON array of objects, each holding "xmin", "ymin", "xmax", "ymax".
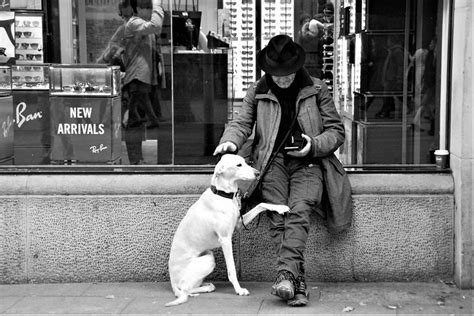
[{"xmin": 165, "ymin": 292, "xmax": 188, "ymax": 307}]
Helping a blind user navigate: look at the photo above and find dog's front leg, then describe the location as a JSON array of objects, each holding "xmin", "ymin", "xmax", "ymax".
[
  {"xmin": 218, "ymin": 235, "xmax": 249, "ymax": 296},
  {"xmin": 240, "ymin": 203, "xmax": 290, "ymax": 227}
]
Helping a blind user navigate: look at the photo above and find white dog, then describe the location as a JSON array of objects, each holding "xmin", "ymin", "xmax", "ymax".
[{"xmin": 166, "ymin": 154, "xmax": 289, "ymax": 306}]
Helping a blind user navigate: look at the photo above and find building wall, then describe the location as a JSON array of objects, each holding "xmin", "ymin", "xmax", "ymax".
[
  {"xmin": 0, "ymin": 173, "xmax": 454, "ymax": 284},
  {"xmin": 450, "ymin": 0, "xmax": 473, "ymax": 289}
]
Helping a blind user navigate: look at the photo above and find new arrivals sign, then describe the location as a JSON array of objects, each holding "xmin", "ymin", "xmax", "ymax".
[{"xmin": 50, "ymin": 96, "xmax": 121, "ymax": 163}]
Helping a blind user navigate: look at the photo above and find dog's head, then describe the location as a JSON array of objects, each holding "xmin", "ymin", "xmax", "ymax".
[{"xmin": 211, "ymin": 154, "xmax": 259, "ymax": 193}]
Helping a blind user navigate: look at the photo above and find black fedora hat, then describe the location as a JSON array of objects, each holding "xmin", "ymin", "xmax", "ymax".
[{"xmin": 257, "ymin": 35, "xmax": 305, "ymax": 76}]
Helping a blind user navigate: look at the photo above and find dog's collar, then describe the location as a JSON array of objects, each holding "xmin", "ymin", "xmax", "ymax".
[{"xmin": 210, "ymin": 185, "xmax": 236, "ymax": 199}]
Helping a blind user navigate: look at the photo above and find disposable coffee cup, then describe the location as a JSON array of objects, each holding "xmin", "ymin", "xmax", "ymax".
[{"xmin": 434, "ymin": 149, "xmax": 449, "ymax": 169}]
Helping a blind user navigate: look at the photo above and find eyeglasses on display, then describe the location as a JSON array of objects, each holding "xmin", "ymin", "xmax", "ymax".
[
  {"xmin": 14, "ymin": 66, "xmax": 42, "ymax": 71},
  {"xmin": 26, "ymin": 53, "xmax": 42, "ymax": 61},
  {"xmin": 16, "ymin": 31, "xmax": 33, "ymax": 38},
  {"xmin": 20, "ymin": 43, "xmax": 40, "ymax": 50}
]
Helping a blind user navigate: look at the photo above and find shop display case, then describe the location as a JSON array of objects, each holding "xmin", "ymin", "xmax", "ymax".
[
  {"xmin": 356, "ymin": 120, "xmax": 413, "ymax": 164},
  {"xmin": 0, "ymin": 65, "xmax": 12, "ymax": 96},
  {"xmin": 173, "ymin": 53, "xmax": 228, "ymax": 164},
  {"xmin": 12, "ymin": 64, "xmax": 49, "ymax": 89},
  {"xmin": 49, "ymin": 64, "xmax": 120, "ymax": 97},
  {"xmin": 12, "ymin": 64, "xmax": 51, "ymax": 164},
  {"xmin": 49, "ymin": 65, "xmax": 121, "ymax": 164},
  {"xmin": 0, "ymin": 66, "xmax": 14, "ymax": 164},
  {"xmin": 354, "ymin": 91, "xmax": 412, "ymax": 122}
]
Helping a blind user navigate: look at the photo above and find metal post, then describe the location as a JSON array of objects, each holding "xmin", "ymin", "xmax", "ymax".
[{"xmin": 439, "ymin": 0, "xmax": 451, "ymax": 151}]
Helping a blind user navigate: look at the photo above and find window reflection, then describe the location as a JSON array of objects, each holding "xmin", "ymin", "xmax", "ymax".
[{"xmin": 2, "ymin": 0, "xmax": 447, "ymax": 167}]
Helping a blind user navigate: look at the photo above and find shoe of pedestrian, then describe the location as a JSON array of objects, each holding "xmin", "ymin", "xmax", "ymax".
[
  {"xmin": 271, "ymin": 270, "xmax": 295, "ymax": 300},
  {"xmin": 287, "ymin": 275, "xmax": 309, "ymax": 307}
]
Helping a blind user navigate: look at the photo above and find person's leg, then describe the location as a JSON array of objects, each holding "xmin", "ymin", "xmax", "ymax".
[
  {"xmin": 125, "ymin": 81, "xmax": 148, "ymax": 164},
  {"xmin": 260, "ymin": 154, "xmax": 294, "ymax": 300},
  {"xmin": 285, "ymin": 159, "xmax": 323, "ymax": 306},
  {"xmin": 260, "ymin": 155, "xmax": 324, "ymax": 304},
  {"xmin": 261, "ymin": 154, "xmax": 289, "ymax": 257}
]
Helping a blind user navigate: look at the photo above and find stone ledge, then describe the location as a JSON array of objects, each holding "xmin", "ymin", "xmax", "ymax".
[{"xmin": 0, "ymin": 173, "xmax": 453, "ymax": 195}]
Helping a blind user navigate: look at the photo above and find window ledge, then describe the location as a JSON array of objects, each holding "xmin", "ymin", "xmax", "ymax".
[{"xmin": 0, "ymin": 173, "xmax": 453, "ymax": 196}]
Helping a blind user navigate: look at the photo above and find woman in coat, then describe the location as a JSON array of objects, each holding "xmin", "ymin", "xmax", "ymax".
[{"xmin": 214, "ymin": 35, "xmax": 351, "ymax": 307}]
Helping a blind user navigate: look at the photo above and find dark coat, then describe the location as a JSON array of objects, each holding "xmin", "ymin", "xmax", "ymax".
[{"xmin": 220, "ymin": 69, "xmax": 352, "ymax": 232}]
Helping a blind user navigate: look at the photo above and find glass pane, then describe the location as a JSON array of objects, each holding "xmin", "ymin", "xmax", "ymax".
[
  {"xmin": 85, "ymin": 0, "xmax": 173, "ymax": 165},
  {"xmin": 337, "ymin": 0, "xmax": 445, "ymax": 165}
]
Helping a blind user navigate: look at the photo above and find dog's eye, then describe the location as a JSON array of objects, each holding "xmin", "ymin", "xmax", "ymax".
[{"xmin": 236, "ymin": 163, "xmax": 242, "ymax": 167}]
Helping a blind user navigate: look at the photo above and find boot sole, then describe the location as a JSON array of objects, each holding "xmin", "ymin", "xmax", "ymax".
[{"xmin": 287, "ymin": 292, "xmax": 309, "ymax": 306}]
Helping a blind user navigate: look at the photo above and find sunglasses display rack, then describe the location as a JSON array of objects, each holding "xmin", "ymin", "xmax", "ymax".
[
  {"xmin": 261, "ymin": 0, "xmax": 294, "ymax": 48},
  {"xmin": 14, "ymin": 14, "xmax": 43, "ymax": 64},
  {"xmin": 224, "ymin": 0, "xmax": 256, "ymax": 99},
  {"xmin": 12, "ymin": 65, "xmax": 49, "ymax": 90},
  {"xmin": 336, "ymin": 37, "xmax": 351, "ymax": 115},
  {"xmin": 322, "ymin": 42, "xmax": 334, "ymax": 95}
]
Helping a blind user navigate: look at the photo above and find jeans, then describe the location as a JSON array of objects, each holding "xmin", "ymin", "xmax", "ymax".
[{"xmin": 261, "ymin": 153, "xmax": 323, "ymax": 278}]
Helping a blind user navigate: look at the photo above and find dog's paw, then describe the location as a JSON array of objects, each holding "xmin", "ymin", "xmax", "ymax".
[
  {"xmin": 271, "ymin": 205, "xmax": 290, "ymax": 214},
  {"xmin": 236, "ymin": 287, "xmax": 250, "ymax": 296},
  {"xmin": 202, "ymin": 283, "xmax": 216, "ymax": 293}
]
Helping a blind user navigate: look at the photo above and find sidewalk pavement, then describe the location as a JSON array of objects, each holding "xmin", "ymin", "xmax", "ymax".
[{"xmin": 0, "ymin": 281, "xmax": 471, "ymax": 315}]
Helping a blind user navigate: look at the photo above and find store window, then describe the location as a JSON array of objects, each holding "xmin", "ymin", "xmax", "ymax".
[
  {"xmin": 0, "ymin": 0, "xmax": 449, "ymax": 168},
  {"xmin": 335, "ymin": 0, "xmax": 448, "ymax": 165}
]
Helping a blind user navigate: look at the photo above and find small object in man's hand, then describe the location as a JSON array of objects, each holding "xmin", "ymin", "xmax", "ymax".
[{"xmin": 284, "ymin": 132, "xmax": 307, "ymax": 152}]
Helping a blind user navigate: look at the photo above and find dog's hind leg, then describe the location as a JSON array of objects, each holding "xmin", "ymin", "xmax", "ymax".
[
  {"xmin": 189, "ymin": 282, "xmax": 216, "ymax": 295},
  {"xmin": 165, "ymin": 251, "xmax": 216, "ymax": 307}
]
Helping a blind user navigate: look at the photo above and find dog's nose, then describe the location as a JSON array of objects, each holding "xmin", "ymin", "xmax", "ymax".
[{"xmin": 254, "ymin": 170, "xmax": 260, "ymax": 177}]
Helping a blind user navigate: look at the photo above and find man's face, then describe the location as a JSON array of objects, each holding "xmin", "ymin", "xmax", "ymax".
[
  {"xmin": 137, "ymin": 7, "xmax": 152, "ymax": 20},
  {"xmin": 272, "ymin": 73, "xmax": 296, "ymax": 88}
]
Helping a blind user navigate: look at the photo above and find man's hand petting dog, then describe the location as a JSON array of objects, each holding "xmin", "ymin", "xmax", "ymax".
[{"xmin": 166, "ymin": 154, "xmax": 289, "ymax": 306}]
